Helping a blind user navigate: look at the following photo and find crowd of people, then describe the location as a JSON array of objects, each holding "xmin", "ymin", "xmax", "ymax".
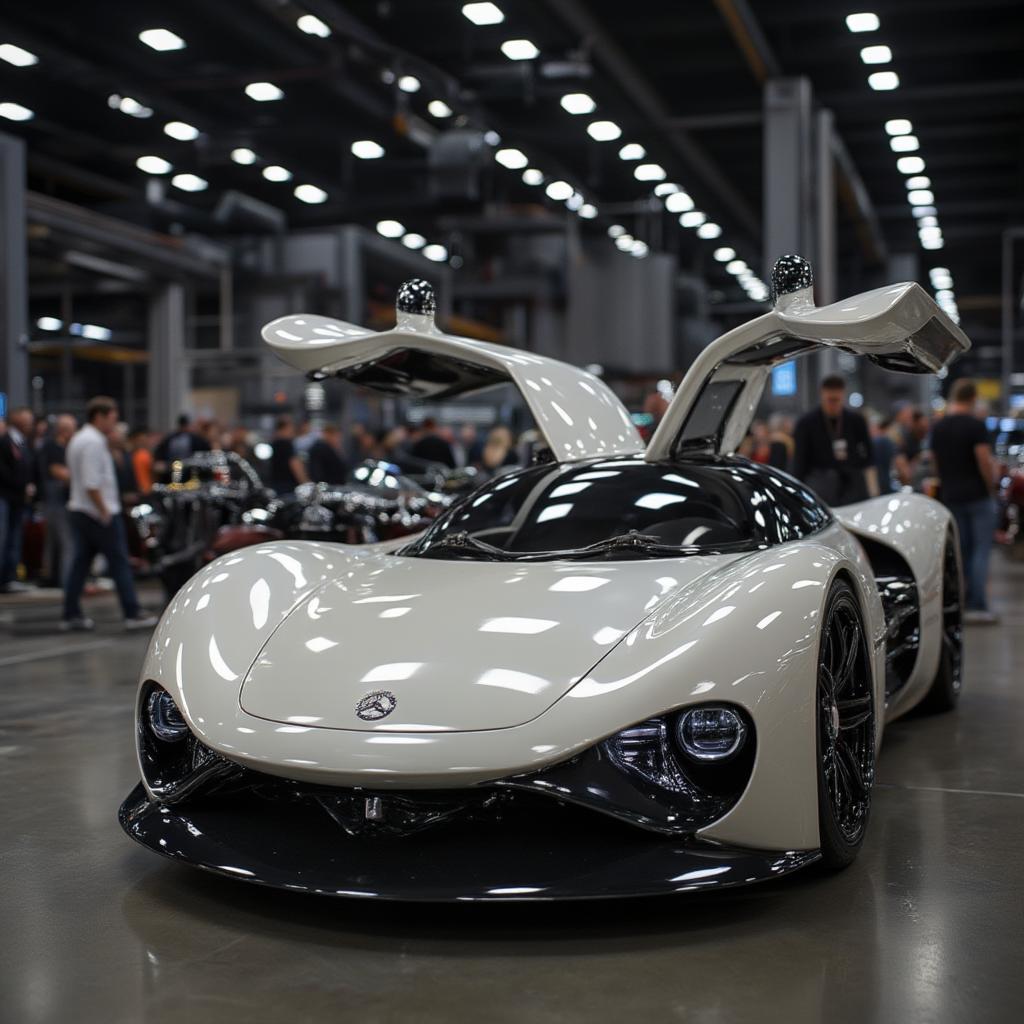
[
  {"xmin": 0, "ymin": 373, "xmax": 1005, "ymax": 626},
  {"xmin": 737, "ymin": 375, "xmax": 1002, "ymax": 622}
]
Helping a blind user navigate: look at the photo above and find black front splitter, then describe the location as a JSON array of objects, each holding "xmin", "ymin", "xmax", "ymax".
[{"xmin": 119, "ymin": 784, "xmax": 819, "ymax": 901}]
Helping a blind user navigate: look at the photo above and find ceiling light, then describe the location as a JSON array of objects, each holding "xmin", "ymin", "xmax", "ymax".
[
  {"xmin": 351, "ymin": 139, "xmax": 384, "ymax": 159},
  {"xmin": 495, "ymin": 147, "xmax": 528, "ymax": 169},
  {"xmin": 579, "ymin": 204, "xmax": 598, "ymax": 219},
  {"xmin": 654, "ymin": 182, "xmax": 679, "ymax": 196},
  {"xmin": 139, "ymin": 28, "xmax": 185, "ymax": 51},
  {"xmin": 607, "ymin": 224, "xmax": 626, "ymax": 238},
  {"xmin": 136, "ymin": 155, "xmax": 172, "ymax": 174},
  {"xmin": 860, "ymin": 45, "xmax": 891, "ymax": 64},
  {"xmin": 586, "ymin": 120, "xmax": 621, "ymax": 141},
  {"xmin": 714, "ymin": 247, "xmax": 736, "ymax": 262},
  {"xmin": 921, "ymin": 237, "xmax": 944, "ymax": 250},
  {"xmin": 164, "ymin": 120, "xmax": 199, "ymax": 141},
  {"xmin": 0, "ymin": 101, "xmax": 33, "ymax": 122},
  {"xmin": 423, "ymin": 244, "xmax": 448, "ymax": 262},
  {"xmin": 545, "ymin": 180, "xmax": 573, "ymax": 201},
  {"xmin": 462, "ymin": 2, "xmax": 504, "ymax": 25},
  {"xmin": 36, "ymin": 317, "xmax": 62, "ymax": 331},
  {"xmin": 245, "ymin": 81, "xmax": 283, "ymax": 101},
  {"xmin": 868, "ymin": 71, "xmax": 899, "ymax": 90},
  {"xmin": 634, "ymin": 163, "xmax": 666, "ymax": 181},
  {"xmin": 398, "ymin": 75, "xmax": 421, "ymax": 93},
  {"xmin": 897, "ymin": 156, "xmax": 925, "ymax": 174},
  {"xmin": 566, "ymin": 192, "xmax": 584, "ymax": 211},
  {"xmin": 79, "ymin": 324, "xmax": 112, "ymax": 341},
  {"xmin": 109, "ymin": 95, "xmax": 153, "ymax": 118},
  {"xmin": 907, "ymin": 188, "xmax": 934, "ymax": 205},
  {"xmin": 560, "ymin": 93, "xmax": 595, "ymax": 115},
  {"xmin": 918, "ymin": 215, "xmax": 938, "ymax": 228},
  {"xmin": 630, "ymin": 240, "xmax": 649, "ymax": 258},
  {"xmin": 918, "ymin": 226, "xmax": 942, "ymax": 242},
  {"xmin": 483, "ymin": 130, "xmax": 501, "ymax": 146},
  {"xmin": 428, "ymin": 100, "xmax": 453, "ymax": 118},
  {"xmin": 501, "ymin": 39, "xmax": 539, "ymax": 60},
  {"xmin": 726, "ymin": 260, "xmax": 748, "ymax": 275},
  {"xmin": 402, "ymin": 233, "xmax": 427, "ymax": 249},
  {"xmin": 294, "ymin": 183, "xmax": 328, "ymax": 204},
  {"xmin": 905, "ymin": 176, "xmax": 931, "ymax": 189},
  {"xmin": 262, "ymin": 165, "xmax": 292, "ymax": 182},
  {"xmin": 297, "ymin": 14, "xmax": 331, "ymax": 37},
  {"xmin": 171, "ymin": 173, "xmax": 207, "ymax": 192},
  {"xmin": 231, "ymin": 147, "xmax": 257, "ymax": 165},
  {"xmin": 891, "ymin": 135, "xmax": 920, "ymax": 154},
  {"xmin": 846, "ymin": 12, "xmax": 880, "ymax": 32},
  {"xmin": 680, "ymin": 210, "xmax": 706, "ymax": 228},
  {"xmin": 618, "ymin": 142, "xmax": 645, "ymax": 161},
  {"xmin": 376, "ymin": 220, "xmax": 405, "ymax": 238},
  {"xmin": 697, "ymin": 222, "xmax": 722, "ymax": 239},
  {"xmin": 521, "ymin": 168, "xmax": 544, "ymax": 186},
  {"xmin": 614, "ymin": 234, "xmax": 634, "ymax": 251},
  {"xmin": 885, "ymin": 118, "xmax": 912, "ymax": 136},
  {"xmin": 0, "ymin": 43, "xmax": 38, "ymax": 67},
  {"xmin": 931, "ymin": 270, "xmax": 953, "ymax": 288},
  {"xmin": 664, "ymin": 191, "xmax": 694, "ymax": 213},
  {"xmin": 912, "ymin": 205, "xmax": 937, "ymax": 218},
  {"xmin": 935, "ymin": 289, "xmax": 954, "ymax": 301}
]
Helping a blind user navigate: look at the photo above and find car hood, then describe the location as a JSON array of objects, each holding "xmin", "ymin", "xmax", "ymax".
[{"xmin": 239, "ymin": 550, "xmax": 732, "ymax": 732}]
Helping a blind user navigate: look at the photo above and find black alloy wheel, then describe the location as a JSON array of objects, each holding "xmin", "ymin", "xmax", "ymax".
[
  {"xmin": 921, "ymin": 537, "xmax": 964, "ymax": 713},
  {"xmin": 816, "ymin": 578, "xmax": 875, "ymax": 869}
]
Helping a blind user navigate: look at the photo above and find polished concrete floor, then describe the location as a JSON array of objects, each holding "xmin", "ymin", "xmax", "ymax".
[{"xmin": 1, "ymin": 564, "xmax": 1022, "ymax": 1024}]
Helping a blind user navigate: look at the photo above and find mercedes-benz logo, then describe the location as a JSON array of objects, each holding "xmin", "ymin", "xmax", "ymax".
[{"xmin": 356, "ymin": 690, "xmax": 397, "ymax": 721}]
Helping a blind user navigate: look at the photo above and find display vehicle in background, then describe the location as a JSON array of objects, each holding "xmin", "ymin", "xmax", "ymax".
[{"xmin": 120, "ymin": 259, "xmax": 969, "ymax": 900}]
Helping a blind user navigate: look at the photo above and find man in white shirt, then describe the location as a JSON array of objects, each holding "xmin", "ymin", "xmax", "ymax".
[{"xmin": 62, "ymin": 396, "xmax": 157, "ymax": 632}]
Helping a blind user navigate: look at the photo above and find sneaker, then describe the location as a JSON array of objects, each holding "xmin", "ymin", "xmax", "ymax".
[
  {"xmin": 124, "ymin": 614, "xmax": 159, "ymax": 632},
  {"xmin": 60, "ymin": 617, "xmax": 96, "ymax": 632},
  {"xmin": 1, "ymin": 580, "xmax": 35, "ymax": 594},
  {"xmin": 964, "ymin": 609, "xmax": 999, "ymax": 625}
]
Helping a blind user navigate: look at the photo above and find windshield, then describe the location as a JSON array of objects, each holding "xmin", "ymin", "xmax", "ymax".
[{"xmin": 406, "ymin": 455, "xmax": 830, "ymax": 560}]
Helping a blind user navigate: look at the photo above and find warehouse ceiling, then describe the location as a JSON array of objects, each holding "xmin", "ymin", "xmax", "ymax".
[{"xmin": 1, "ymin": 0, "xmax": 1021, "ymax": 315}]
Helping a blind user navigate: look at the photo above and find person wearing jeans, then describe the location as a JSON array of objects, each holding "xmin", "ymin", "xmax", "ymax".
[
  {"xmin": 62, "ymin": 396, "xmax": 157, "ymax": 632},
  {"xmin": 931, "ymin": 378, "xmax": 999, "ymax": 623}
]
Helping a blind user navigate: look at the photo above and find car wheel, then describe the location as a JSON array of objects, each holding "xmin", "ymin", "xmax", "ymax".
[
  {"xmin": 816, "ymin": 578, "xmax": 875, "ymax": 870},
  {"xmin": 919, "ymin": 536, "xmax": 963, "ymax": 713}
]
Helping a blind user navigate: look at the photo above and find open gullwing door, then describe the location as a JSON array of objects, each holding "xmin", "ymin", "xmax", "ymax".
[
  {"xmin": 646, "ymin": 255, "xmax": 971, "ymax": 461},
  {"xmin": 262, "ymin": 278, "xmax": 643, "ymax": 463}
]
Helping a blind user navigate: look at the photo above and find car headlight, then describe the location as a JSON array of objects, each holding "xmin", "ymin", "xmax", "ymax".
[
  {"xmin": 676, "ymin": 706, "xmax": 747, "ymax": 762},
  {"xmin": 146, "ymin": 688, "xmax": 189, "ymax": 742}
]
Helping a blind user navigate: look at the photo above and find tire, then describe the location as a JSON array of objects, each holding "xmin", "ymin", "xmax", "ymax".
[
  {"xmin": 919, "ymin": 537, "xmax": 964, "ymax": 714},
  {"xmin": 816, "ymin": 578, "xmax": 876, "ymax": 870}
]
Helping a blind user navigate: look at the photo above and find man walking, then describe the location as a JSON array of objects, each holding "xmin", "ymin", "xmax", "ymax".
[
  {"xmin": 931, "ymin": 379, "xmax": 998, "ymax": 623},
  {"xmin": 38, "ymin": 413, "xmax": 77, "ymax": 588},
  {"xmin": 0, "ymin": 406, "xmax": 36, "ymax": 592},
  {"xmin": 792, "ymin": 376, "xmax": 874, "ymax": 505},
  {"xmin": 62, "ymin": 396, "xmax": 157, "ymax": 632}
]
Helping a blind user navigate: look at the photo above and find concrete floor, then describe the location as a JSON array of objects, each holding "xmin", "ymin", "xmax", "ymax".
[{"xmin": 1, "ymin": 564, "xmax": 1022, "ymax": 1024}]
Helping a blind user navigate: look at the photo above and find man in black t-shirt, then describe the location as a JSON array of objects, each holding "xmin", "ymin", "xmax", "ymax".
[
  {"xmin": 931, "ymin": 378, "xmax": 998, "ymax": 621},
  {"xmin": 307, "ymin": 424, "xmax": 348, "ymax": 485},
  {"xmin": 268, "ymin": 415, "xmax": 309, "ymax": 496},
  {"xmin": 409, "ymin": 417, "xmax": 456, "ymax": 469},
  {"xmin": 39, "ymin": 414, "xmax": 77, "ymax": 587},
  {"xmin": 153, "ymin": 414, "xmax": 211, "ymax": 480},
  {"xmin": 792, "ymin": 376, "xmax": 874, "ymax": 506}
]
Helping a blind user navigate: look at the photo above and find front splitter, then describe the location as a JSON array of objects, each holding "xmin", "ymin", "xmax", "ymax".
[{"xmin": 119, "ymin": 784, "xmax": 819, "ymax": 901}]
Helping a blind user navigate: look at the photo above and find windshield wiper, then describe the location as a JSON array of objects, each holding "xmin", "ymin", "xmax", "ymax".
[
  {"xmin": 415, "ymin": 531, "xmax": 515, "ymax": 561},
  {"xmin": 554, "ymin": 531, "xmax": 693, "ymax": 560}
]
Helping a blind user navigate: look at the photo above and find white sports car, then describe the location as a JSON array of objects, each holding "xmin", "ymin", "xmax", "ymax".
[{"xmin": 120, "ymin": 256, "xmax": 969, "ymax": 900}]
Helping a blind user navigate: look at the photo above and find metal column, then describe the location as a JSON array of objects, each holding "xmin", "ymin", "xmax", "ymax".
[
  {"xmin": 0, "ymin": 133, "xmax": 29, "ymax": 409},
  {"xmin": 763, "ymin": 78, "xmax": 815, "ymax": 399},
  {"xmin": 147, "ymin": 282, "xmax": 188, "ymax": 431}
]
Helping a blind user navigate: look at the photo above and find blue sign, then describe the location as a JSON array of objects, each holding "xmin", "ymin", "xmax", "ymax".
[
  {"xmin": 0, "ymin": 391, "xmax": 7, "ymax": 419},
  {"xmin": 771, "ymin": 361, "xmax": 797, "ymax": 397}
]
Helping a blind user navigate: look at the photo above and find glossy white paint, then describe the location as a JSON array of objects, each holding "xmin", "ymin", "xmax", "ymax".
[
  {"xmin": 647, "ymin": 281, "xmax": 971, "ymax": 458},
  {"xmin": 262, "ymin": 309, "xmax": 642, "ymax": 463}
]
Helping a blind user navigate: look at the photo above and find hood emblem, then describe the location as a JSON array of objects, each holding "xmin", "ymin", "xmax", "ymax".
[{"xmin": 356, "ymin": 690, "xmax": 397, "ymax": 721}]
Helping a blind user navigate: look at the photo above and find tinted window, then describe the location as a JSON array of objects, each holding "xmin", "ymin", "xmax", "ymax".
[{"xmin": 410, "ymin": 455, "xmax": 829, "ymax": 559}]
